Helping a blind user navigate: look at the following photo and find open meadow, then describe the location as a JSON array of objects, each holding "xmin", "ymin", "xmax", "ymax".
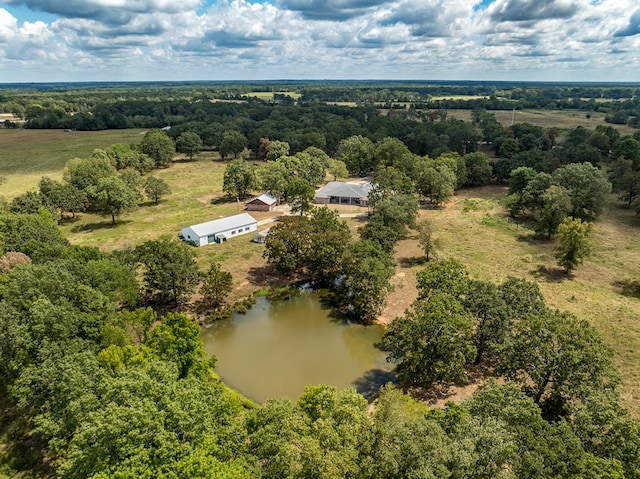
[
  {"xmin": 0, "ymin": 128, "xmax": 145, "ymax": 198},
  {"xmin": 447, "ymin": 108, "xmax": 637, "ymax": 136},
  {"xmin": 384, "ymin": 186, "xmax": 640, "ymax": 415},
  {"xmin": 2, "ymin": 128, "xmax": 640, "ymax": 416}
]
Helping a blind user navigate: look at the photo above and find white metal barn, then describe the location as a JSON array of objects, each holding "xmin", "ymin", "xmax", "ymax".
[{"xmin": 181, "ymin": 213, "xmax": 258, "ymax": 246}]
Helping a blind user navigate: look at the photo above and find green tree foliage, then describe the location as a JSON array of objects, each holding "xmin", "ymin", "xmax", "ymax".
[
  {"xmin": 364, "ymin": 384, "xmax": 452, "ymax": 478},
  {"xmin": 63, "ymin": 156, "xmax": 116, "ymax": 192},
  {"xmin": 265, "ymin": 140, "xmax": 290, "ymax": 161},
  {"xmin": 497, "ymin": 137, "xmax": 520, "ymax": 158},
  {"xmin": 416, "ymin": 219, "xmax": 440, "ymax": 261},
  {"xmin": 358, "ymin": 217, "xmax": 399, "ymax": 255},
  {"xmin": 327, "ymin": 157, "xmax": 348, "ymax": 181},
  {"xmin": 570, "ymin": 391, "xmax": 640, "ymax": 479},
  {"xmin": 462, "ymin": 280, "xmax": 508, "ymax": 364},
  {"xmin": 416, "ymin": 164, "xmax": 456, "ymax": 205},
  {"xmin": 535, "ymin": 185, "xmax": 572, "ymax": 238},
  {"xmin": 39, "ymin": 176, "xmax": 87, "ymax": 218},
  {"xmin": 552, "ymin": 162, "xmax": 612, "ymax": 219},
  {"xmin": 247, "ymin": 385, "xmax": 368, "ymax": 479},
  {"xmin": 101, "ymin": 143, "xmax": 154, "ymax": 173},
  {"xmin": 416, "ymin": 258, "xmax": 469, "ymax": 299},
  {"xmin": 117, "ymin": 167, "xmax": 144, "ymax": 201},
  {"xmin": 369, "ymin": 193, "xmax": 418, "ymax": 236},
  {"xmin": 307, "ymin": 207, "xmax": 352, "ymax": 284},
  {"xmin": 382, "ymin": 291, "xmax": 476, "ymax": 387},
  {"xmin": 139, "ymin": 129, "xmax": 175, "ymax": 168},
  {"xmin": 148, "ymin": 313, "xmax": 208, "ymax": 378},
  {"xmin": 611, "ymin": 136, "xmax": 640, "ymax": 166},
  {"xmin": 374, "ymin": 136, "xmax": 415, "ymax": 176},
  {"xmin": 465, "ymin": 381, "xmax": 619, "ymax": 478},
  {"xmin": 555, "ymin": 217, "xmax": 594, "ymax": 273},
  {"xmin": 199, "ymin": 261, "xmax": 233, "ymax": 310},
  {"xmin": 8, "ymin": 189, "xmax": 52, "ymax": 215},
  {"xmin": 335, "ymin": 135, "xmax": 375, "ymax": 174},
  {"xmin": 0, "ymin": 210, "xmax": 68, "ymax": 258},
  {"xmin": 176, "ymin": 131, "xmax": 203, "ymax": 160},
  {"xmin": 223, "ymin": 159, "xmax": 257, "ymax": 199},
  {"xmin": 92, "ymin": 176, "xmax": 138, "ymax": 224},
  {"xmin": 220, "ymin": 130, "xmax": 248, "ymax": 159},
  {"xmin": 144, "ymin": 176, "xmax": 171, "ymax": 204},
  {"xmin": 521, "ymin": 172, "xmax": 553, "ymax": 213},
  {"xmin": 609, "ymin": 157, "xmax": 640, "ymax": 208},
  {"xmin": 257, "ymin": 160, "xmax": 289, "ymax": 201},
  {"xmin": 286, "ymin": 177, "xmax": 315, "ymax": 216},
  {"xmin": 508, "ymin": 166, "xmax": 537, "ymax": 201},
  {"xmin": 134, "ymin": 236, "xmax": 199, "ymax": 305},
  {"xmin": 263, "ymin": 216, "xmax": 313, "ymax": 274},
  {"xmin": 499, "ymin": 310, "xmax": 618, "ymax": 415},
  {"xmin": 463, "ymin": 152, "xmax": 492, "ymax": 186},
  {"xmin": 342, "ymin": 239, "xmax": 395, "ymax": 321},
  {"xmin": 497, "ymin": 276, "xmax": 547, "ymax": 321},
  {"xmin": 57, "ymin": 362, "xmax": 245, "ymax": 478}
]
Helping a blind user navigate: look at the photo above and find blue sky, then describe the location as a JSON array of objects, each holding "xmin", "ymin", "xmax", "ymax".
[{"xmin": 0, "ymin": 0, "xmax": 639, "ymax": 83}]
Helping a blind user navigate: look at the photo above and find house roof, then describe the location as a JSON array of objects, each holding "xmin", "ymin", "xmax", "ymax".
[
  {"xmin": 315, "ymin": 181, "xmax": 372, "ymax": 200},
  {"xmin": 247, "ymin": 192, "xmax": 277, "ymax": 206},
  {"xmin": 187, "ymin": 213, "xmax": 257, "ymax": 237}
]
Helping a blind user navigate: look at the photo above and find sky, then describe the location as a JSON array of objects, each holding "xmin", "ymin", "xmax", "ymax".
[{"xmin": 0, "ymin": 0, "xmax": 639, "ymax": 83}]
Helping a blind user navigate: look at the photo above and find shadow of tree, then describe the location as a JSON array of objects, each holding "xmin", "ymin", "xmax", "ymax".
[
  {"xmin": 612, "ymin": 279, "xmax": 640, "ymax": 298},
  {"xmin": 71, "ymin": 219, "xmax": 132, "ymax": 232},
  {"xmin": 531, "ymin": 264, "xmax": 570, "ymax": 283},
  {"xmin": 352, "ymin": 368, "xmax": 397, "ymax": 402},
  {"xmin": 398, "ymin": 256, "xmax": 427, "ymax": 268}
]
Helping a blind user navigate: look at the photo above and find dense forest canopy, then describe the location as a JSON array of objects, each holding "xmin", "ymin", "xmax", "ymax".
[{"xmin": 1, "ymin": 80, "xmax": 640, "ymax": 130}]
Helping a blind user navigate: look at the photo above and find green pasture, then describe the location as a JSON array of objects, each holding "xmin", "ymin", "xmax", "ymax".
[
  {"xmin": 430, "ymin": 95, "xmax": 489, "ymax": 101},
  {"xmin": 241, "ymin": 91, "xmax": 302, "ymax": 101},
  {"xmin": 446, "ymin": 108, "xmax": 636, "ymax": 136},
  {"xmin": 0, "ymin": 128, "xmax": 145, "ymax": 198},
  {"xmin": 419, "ymin": 186, "xmax": 640, "ymax": 415}
]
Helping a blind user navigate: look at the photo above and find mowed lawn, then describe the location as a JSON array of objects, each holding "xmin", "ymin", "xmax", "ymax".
[{"xmin": 0, "ymin": 128, "xmax": 145, "ymax": 198}]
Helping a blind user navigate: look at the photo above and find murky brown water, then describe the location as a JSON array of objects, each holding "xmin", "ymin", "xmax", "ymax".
[{"xmin": 201, "ymin": 293, "xmax": 394, "ymax": 403}]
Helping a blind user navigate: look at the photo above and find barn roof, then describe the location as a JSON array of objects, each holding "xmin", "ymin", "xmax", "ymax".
[
  {"xmin": 315, "ymin": 181, "xmax": 372, "ymax": 200},
  {"xmin": 247, "ymin": 192, "xmax": 277, "ymax": 206},
  {"xmin": 188, "ymin": 213, "xmax": 257, "ymax": 237}
]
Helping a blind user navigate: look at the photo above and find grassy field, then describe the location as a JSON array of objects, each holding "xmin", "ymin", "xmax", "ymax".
[
  {"xmin": 241, "ymin": 91, "xmax": 302, "ymax": 101},
  {"xmin": 446, "ymin": 108, "xmax": 637, "ymax": 136},
  {"xmin": 430, "ymin": 95, "xmax": 489, "ymax": 101},
  {"xmin": 383, "ymin": 186, "xmax": 640, "ymax": 415},
  {"xmin": 0, "ymin": 128, "xmax": 145, "ymax": 198}
]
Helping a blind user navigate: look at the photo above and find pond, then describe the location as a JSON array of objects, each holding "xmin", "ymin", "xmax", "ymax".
[{"xmin": 200, "ymin": 292, "xmax": 395, "ymax": 403}]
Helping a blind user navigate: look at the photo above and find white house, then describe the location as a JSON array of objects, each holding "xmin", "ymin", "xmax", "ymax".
[{"xmin": 181, "ymin": 213, "xmax": 258, "ymax": 246}]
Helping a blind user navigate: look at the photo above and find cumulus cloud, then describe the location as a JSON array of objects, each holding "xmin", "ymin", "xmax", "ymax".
[
  {"xmin": 615, "ymin": 9, "xmax": 640, "ymax": 37},
  {"xmin": 380, "ymin": 0, "xmax": 476, "ymax": 37},
  {"xmin": 2, "ymin": 0, "xmax": 200, "ymax": 20},
  {"xmin": 1, "ymin": 0, "xmax": 640, "ymax": 82},
  {"xmin": 277, "ymin": 0, "xmax": 394, "ymax": 21},
  {"xmin": 488, "ymin": 0, "xmax": 579, "ymax": 22}
]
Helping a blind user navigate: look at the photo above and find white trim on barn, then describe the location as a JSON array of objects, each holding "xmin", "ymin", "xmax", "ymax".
[{"xmin": 181, "ymin": 213, "xmax": 258, "ymax": 246}]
